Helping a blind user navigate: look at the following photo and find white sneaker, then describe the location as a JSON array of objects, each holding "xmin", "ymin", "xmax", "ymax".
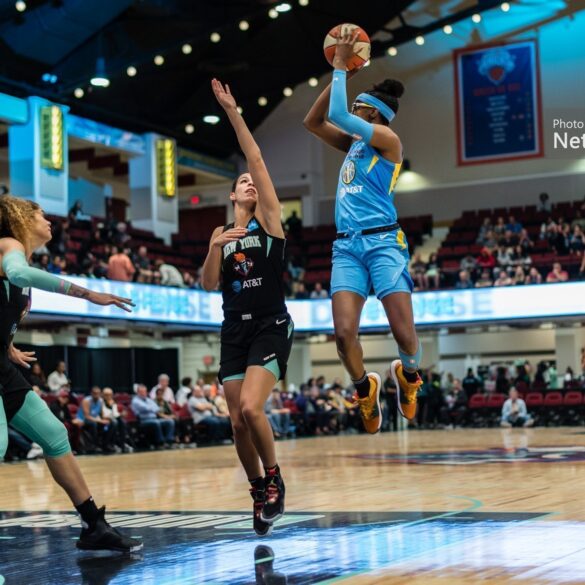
[{"xmin": 26, "ymin": 444, "xmax": 44, "ymax": 460}]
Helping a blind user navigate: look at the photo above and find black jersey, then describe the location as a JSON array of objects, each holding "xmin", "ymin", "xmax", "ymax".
[
  {"xmin": 221, "ymin": 217, "xmax": 287, "ymax": 319},
  {"xmin": 0, "ymin": 276, "xmax": 30, "ymax": 348}
]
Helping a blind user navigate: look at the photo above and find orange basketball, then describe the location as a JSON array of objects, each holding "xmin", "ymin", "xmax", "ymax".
[{"xmin": 323, "ymin": 23, "xmax": 371, "ymax": 71}]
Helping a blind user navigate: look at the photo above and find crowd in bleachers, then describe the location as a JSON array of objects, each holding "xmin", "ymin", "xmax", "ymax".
[
  {"xmin": 5, "ymin": 351, "xmax": 584, "ymax": 461},
  {"xmin": 421, "ymin": 194, "xmax": 585, "ymax": 291}
]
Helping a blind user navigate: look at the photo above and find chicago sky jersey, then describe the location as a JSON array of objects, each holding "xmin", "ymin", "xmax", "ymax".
[{"xmin": 335, "ymin": 139, "xmax": 402, "ymax": 232}]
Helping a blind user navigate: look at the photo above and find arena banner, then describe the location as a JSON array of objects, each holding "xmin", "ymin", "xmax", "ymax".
[
  {"xmin": 454, "ymin": 39, "xmax": 543, "ymax": 165},
  {"xmin": 29, "ymin": 278, "xmax": 585, "ymax": 332}
]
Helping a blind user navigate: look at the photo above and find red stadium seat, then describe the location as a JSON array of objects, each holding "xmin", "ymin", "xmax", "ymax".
[
  {"xmin": 543, "ymin": 392, "xmax": 563, "ymax": 407},
  {"xmin": 525, "ymin": 392, "xmax": 544, "ymax": 407}
]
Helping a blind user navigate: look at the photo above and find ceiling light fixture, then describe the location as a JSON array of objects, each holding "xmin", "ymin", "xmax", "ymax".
[
  {"xmin": 472, "ymin": 13, "xmax": 482, "ymax": 23},
  {"xmin": 275, "ymin": 2, "xmax": 292, "ymax": 12},
  {"xmin": 308, "ymin": 77, "xmax": 318, "ymax": 87},
  {"xmin": 185, "ymin": 124, "xmax": 195, "ymax": 134},
  {"xmin": 15, "ymin": 1, "xmax": 26, "ymax": 12},
  {"xmin": 387, "ymin": 47, "xmax": 398, "ymax": 57},
  {"xmin": 283, "ymin": 87, "xmax": 293, "ymax": 97},
  {"xmin": 90, "ymin": 57, "xmax": 110, "ymax": 87},
  {"xmin": 258, "ymin": 96, "xmax": 268, "ymax": 106},
  {"xmin": 415, "ymin": 35, "xmax": 425, "ymax": 45},
  {"xmin": 501, "ymin": 2, "xmax": 510, "ymax": 12},
  {"xmin": 210, "ymin": 32, "xmax": 221, "ymax": 43},
  {"xmin": 443, "ymin": 24, "xmax": 453, "ymax": 34},
  {"xmin": 127, "ymin": 66, "xmax": 137, "ymax": 77},
  {"xmin": 237, "ymin": 106, "xmax": 243, "ymax": 114},
  {"xmin": 268, "ymin": 8, "xmax": 278, "ymax": 18},
  {"xmin": 299, "ymin": 0, "xmax": 309, "ymax": 5},
  {"xmin": 182, "ymin": 43, "xmax": 192, "ymax": 54},
  {"xmin": 203, "ymin": 115, "xmax": 220, "ymax": 125},
  {"xmin": 74, "ymin": 88, "xmax": 84, "ymax": 98},
  {"xmin": 239, "ymin": 20, "xmax": 249, "ymax": 31},
  {"xmin": 154, "ymin": 55, "xmax": 164, "ymax": 66}
]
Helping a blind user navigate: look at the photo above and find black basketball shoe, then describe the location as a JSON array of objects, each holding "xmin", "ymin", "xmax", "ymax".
[
  {"xmin": 250, "ymin": 486, "xmax": 273, "ymax": 537},
  {"xmin": 261, "ymin": 466, "xmax": 285, "ymax": 524},
  {"xmin": 76, "ymin": 506, "xmax": 143, "ymax": 553}
]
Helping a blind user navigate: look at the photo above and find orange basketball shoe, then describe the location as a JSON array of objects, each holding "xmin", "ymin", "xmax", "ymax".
[
  {"xmin": 391, "ymin": 359, "xmax": 422, "ymax": 421},
  {"xmin": 353, "ymin": 372, "xmax": 382, "ymax": 434}
]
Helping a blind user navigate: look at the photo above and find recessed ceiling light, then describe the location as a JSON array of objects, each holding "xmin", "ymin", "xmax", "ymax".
[
  {"xmin": 237, "ymin": 106, "xmax": 243, "ymax": 114},
  {"xmin": 154, "ymin": 55, "xmax": 164, "ymax": 66},
  {"xmin": 415, "ymin": 35, "xmax": 425, "ymax": 46},
  {"xmin": 239, "ymin": 20, "xmax": 249, "ymax": 31},
  {"xmin": 501, "ymin": 2, "xmax": 510, "ymax": 12},
  {"xmin": 308, "ymin": 77, "xmax": 318, "ymax": 87},
  {"xmin": 15, "ymin": 1, "xmax": 26, "ymax": 12},
  {"xmin": 182, "ymin": 43, "xmax": 192, "ymax": 54},
  {"xmin": 275, "ymin": 2, "xmax": 292, "ymax": 12},
  {"xmin": 258, "ymin": 96, "xmax": 268, "ymax": 106},
  {"xmin": 387, "ymin": 47, "xmax": 398, "ymax": 57},
  {"xmin": 185, "ymin": 124, "xmax": 194, "ymax": 134},
  {"xmin": 210, "ymin": 32, "xmax": 221, "ymax": 43},
  {"xmin": 203, "ymin": 115, "xmax": 220, "ymax": 125},
  {"xmin": 283, "ymin": 87, "xmax": 293, "ymax": 97},
  {"xmin": 472, "ymin": 13, "xmax": 482, "ymax": 23},
  {"xmin": 74, "ymin": 88, "xmax": 84, "ymax": 98},
  {"xmin": 127, "ymin": 66, "xmax": 137, "ymax": 77},
  {"xmin": 268, "ymin": 8, "xmax": 278, "ymax": 18},
  {"xmin": 299, "ymin": 0, "xmax": 309, "ymax": 5},
  {"xmin": 443, "ymin": 24, "xmax": 453, "ymax": 34}
]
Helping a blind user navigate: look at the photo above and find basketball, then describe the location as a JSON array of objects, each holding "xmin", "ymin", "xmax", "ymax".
[{"xmin": 323, "ymin": 23, "xmax": 371, "ymax": 71}]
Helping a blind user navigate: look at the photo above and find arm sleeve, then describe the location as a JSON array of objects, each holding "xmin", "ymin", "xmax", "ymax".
[
  {"xmin": 2, "ymin": 250, "xmax": 71, "ymax": 294},
  {"xmin": 328, "ymin": 70, "xmax": 374, "ymax": 143}
]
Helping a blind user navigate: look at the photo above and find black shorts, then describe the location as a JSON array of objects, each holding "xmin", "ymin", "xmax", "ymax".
[
  {"xmin": 0, "ymin": 353, "xmax": 33, "ymax": 421},
  {"xmin": 219, "ymin": 312, "xmax": 294, "ymax": 383}
]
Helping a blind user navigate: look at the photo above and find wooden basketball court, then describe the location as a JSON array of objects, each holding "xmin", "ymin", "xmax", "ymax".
[{"xmin": 1, "ymin": 428, "xmax": 584, "ymax": 584}]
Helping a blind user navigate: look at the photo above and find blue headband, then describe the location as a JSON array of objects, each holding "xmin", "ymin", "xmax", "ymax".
[{"xmin": 355, "ymin": 93, "xmax": 396, "ymax": 123}]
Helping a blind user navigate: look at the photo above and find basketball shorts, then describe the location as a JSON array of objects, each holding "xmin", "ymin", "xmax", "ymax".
[
  {"xmin": 0, "ymin": 352, "xmax": 34, "ymax": 421},
  {"xmin": 219, "ymin": 312, "xmax": 294, "ymax": 383},
  {"xmin": 331, "ymin": 229, "xmax": 414, "ymax": 300}
]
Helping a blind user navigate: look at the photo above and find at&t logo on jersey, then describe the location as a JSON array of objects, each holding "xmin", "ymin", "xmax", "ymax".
[
  {"xmin": 233, "ymin": 252, "xmax": 253, "ymax": 277},
  {"xmin": 339, "ymin": 185, "xmax": 364, "ymax": 197}
]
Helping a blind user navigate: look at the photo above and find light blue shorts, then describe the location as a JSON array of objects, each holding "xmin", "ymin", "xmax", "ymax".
[{"xmin": 331, "ymin": 229, "xmax": 414, "ymax": 300}]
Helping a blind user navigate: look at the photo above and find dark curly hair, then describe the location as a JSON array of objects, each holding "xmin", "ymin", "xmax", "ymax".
[{"xmin": 366, "ymin": 79, "xmax": 405, "ymax": 122}]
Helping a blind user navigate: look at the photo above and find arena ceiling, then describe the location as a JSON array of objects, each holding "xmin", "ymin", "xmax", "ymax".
[{"xmin": 0, "ymin": 0, "xmax": 512, "ymax": 158}]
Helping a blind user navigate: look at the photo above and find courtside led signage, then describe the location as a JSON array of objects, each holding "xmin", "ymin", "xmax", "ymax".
[
  {"xmin": 156, "ymin": 138, "xmax": 177, "ymax": 197},
  {"xmin": 40, "ymin": 106, "xmax": 64, "ymax": 170}
]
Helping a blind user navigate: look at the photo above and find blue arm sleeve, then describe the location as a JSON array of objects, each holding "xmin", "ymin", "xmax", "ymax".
[
  {"xmin": 328, "ymin": 70, "xmax": 374, "ymax": 144},
  {"xmin": 2, "ymin": 250, "xmax": 71, "ymax": 294}
]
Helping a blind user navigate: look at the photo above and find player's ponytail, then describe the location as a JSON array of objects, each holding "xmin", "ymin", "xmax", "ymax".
[{"xmin": 367, "ymin": 78, "xmax": 405, "ymax": 118}]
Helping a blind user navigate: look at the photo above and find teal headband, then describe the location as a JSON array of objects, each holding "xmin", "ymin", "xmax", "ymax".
[{"xmin": 355, "ymin": 93, "xmax": 396, "ymax": 123}]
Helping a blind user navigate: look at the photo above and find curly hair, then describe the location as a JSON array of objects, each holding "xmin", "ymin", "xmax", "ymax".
[{"xmin": 0, "ymin": 195, "xmax": 41, "ymax": 245}]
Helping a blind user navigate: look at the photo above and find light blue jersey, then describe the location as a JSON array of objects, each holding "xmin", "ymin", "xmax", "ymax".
[{"xmin": 335, "ymin": 139, "xmax": 402, "ymax": 233}]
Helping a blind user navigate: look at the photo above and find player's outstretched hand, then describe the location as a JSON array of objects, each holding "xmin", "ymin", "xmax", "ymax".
[
  {"xmin": 8, "ymin": 345, "xmax": 37, "ymax": 369},
  {"xmin": 87, "ymin": 291, "xmax": 135, "ymax": 313},
  {"xmin": 333, "ymin": 30, "xmax": 360, "ymax": 69},
  {"xmin": 211, "ymin": 78, "xmax": 237, "ymax": 112}
]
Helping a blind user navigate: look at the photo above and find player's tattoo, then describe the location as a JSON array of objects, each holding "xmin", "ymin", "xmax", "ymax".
[{"xmin": 67, "ymin": 284, "xmax": 91, "ymax": 299}]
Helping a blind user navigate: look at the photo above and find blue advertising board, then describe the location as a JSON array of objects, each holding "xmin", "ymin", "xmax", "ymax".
[
  {"xmin": 28, "ymin": 278, "xmax": 585, "ymax": 332},
  {"xmin": 454, "ymin": 40, "xmax": 543, "ymax": 165}
]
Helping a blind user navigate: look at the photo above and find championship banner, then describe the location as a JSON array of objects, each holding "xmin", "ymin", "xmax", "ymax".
[{"xmin": 454, "ymin": 40, "xmax": 543, "ymax": 165}]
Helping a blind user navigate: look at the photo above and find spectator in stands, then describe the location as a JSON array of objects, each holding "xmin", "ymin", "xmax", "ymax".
[
  {"xmin": 68, "ymin": 200, "xmax": 91, "ymax": 224},
  {"xmin": 538, "ymin": 192, "xmax": 551, "ymax": 213},
  {"xmin": 77, "ymin": 386, "xmax": 116, "ymax": 453},
  {"xmin": 265, "ymin": 388, "xmax": 291, "ymax": 438},
  {"xmin": 572, "ymin": 209, "xmax": 585, "ymax": 231},
  {"xmin": 525, "ymin": 267, "xmax": 543, "ymax": 285},
  {"xmin": 410, "ymin": 253, "xmax": 428, "ymax": 290},
  {"xmin": 481, "ymin": 230, "xmax": 498, "ymax": 250},
  {"xmin": 476, "ymin": 247, "xmax": 496, "ymax": 272},
  {"xmin": 154, "ymin": 258, "xmax": 184, "ymax": 287},
  {"xmin": 284, "ymin": 210, "xmax": 302, "ymax": 241},
  {"xmin": 570, "ymin": 225, "xmax": 584, "ymax": 254},
  {"xmin": 475, "ymin": 269, "xmax": 493, "ymax": 288},
  {"xmin": 462, "ymin": 368, "xmax": 481, "ymax": 399},
  {"xmin": 460, "ymin": 254, "xmax": 477, "ymax": 275},
  {"xmin": 494, "ymin": 270, "xmax": 513, "ymax": 287},
  {"xmin": 455, "ymin": 270, "xmax": 474, "ymax": 289},
  {"xmin": 501, "ymin": 388, "xmax": 533, "ymax": 428},
  {"xmin": 6, "ymin": 428, "xmax": 43, "ymax": 460},
  {"xmin": 440, "ymin": 379, "xmax": 467, "ymax": 428},
  {"xmin": 183, "ymin": 271, "xmax": 201, "ymax": 289},
  {"xmin": 133, "ymin": 245, "xmax": 154, "ymax": 283},
  {"xmin": 107, "ymin": 246, "xmax": 136, "ymax": 282},
  {"xmin": 510, "ymin": 245, "xmax": 531, "ymax": 269},
  {"xmin": 49, "ymin": 388, "xmax": 82, "ymax": 451},
  {"xmin": 29, "ymin": 362, "xmax": 48, "ymax": 393},
  {"xmin": 518, "ymin": 229, "xmax": 534, "ymax": 253},
  {"xmin": 499, "ymin": 230, "xmax": 519, "ymax": 248},
  {"xmin": 294, "ymin": 282, "xmax": 309, "ymax": 299},
  {"xmin": 546, "ymin": 262, "xmax": 569, "ymax": 283},
  {"xmin": 496, "ymin": 245, "xmax": 512, "ymax": 267},
  {"xmin": 514, "ymin": 364, "xmax": 531, "ymax": 388},
  {"xmin": 150, "ymin": 373, "xmax": 175, "ymax": 403},
  {"xmin": 513, "ymin": 266, "xmax": 527, "ymax": 285},
  {"xmin": 47, "ymin": 361, "xmax": 69, "ymax": 394},
  {"xmin": 506, "ymin": 216, "xmax": 523, "ymax": 235},
  {"xmin": 425, "ymin": 253, "xmax": 441, "ymax": 289},
  {"xmin": 212, "ymin": 386, "xmax": 231, "ymax": 420},
  {"xmin": 310, "ymin": 282, "xmax": 329, "ymax": 299},
  {"xmin": 47, "ymin": 219, "xmax": 69, "ymax": 256},
  {"xmin": 494, "ymin": 217, "xmax": 506, "ymax": 236},
  {"xmin": 131, "ymin": 384, "xmax": 175, "ymax": 448},
  {"xmin": 154, "ymin": 387, "xmax": 178, "ymax": 445},
  {"xmin": 33, "ymin": 253, "xmax": 50, "ymax": 271},
  {"xmin": 112, "ymin": 222, "xmax": 131, "ymax": 248},
  {"xmin": 477, "ymin": 218, "xmax": 493, "ymax": 244},
  {"xmin": 187, "ymin": 386, "xmax": 229, "ymax": 443},
  {"xmin": 102, "ymin": 387, "xmax": 132, "ymax": 453},
  {"xmin": 550, "ymin": 224, "xmax": 570, "ymax": 255},
  {"xmin": 48, "ymin": 255, "xmax": 65, "ymax": 274},
  {"xmin": 176, "ymin": 377, "xmax": 194, "ymax": 407},
  {"xmin": 287, "ymin": 256, "xmax": 304, "ymax": 282}
]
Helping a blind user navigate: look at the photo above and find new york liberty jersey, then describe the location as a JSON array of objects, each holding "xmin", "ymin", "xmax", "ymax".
[{"xmin": 335, "ymin": 140, "xmax": 402, "ymax": 232}]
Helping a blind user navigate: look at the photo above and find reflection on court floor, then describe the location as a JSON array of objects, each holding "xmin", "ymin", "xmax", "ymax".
[{"xmin": 3, "ymin": 509, "xmax": 581, "ymax": 584}]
